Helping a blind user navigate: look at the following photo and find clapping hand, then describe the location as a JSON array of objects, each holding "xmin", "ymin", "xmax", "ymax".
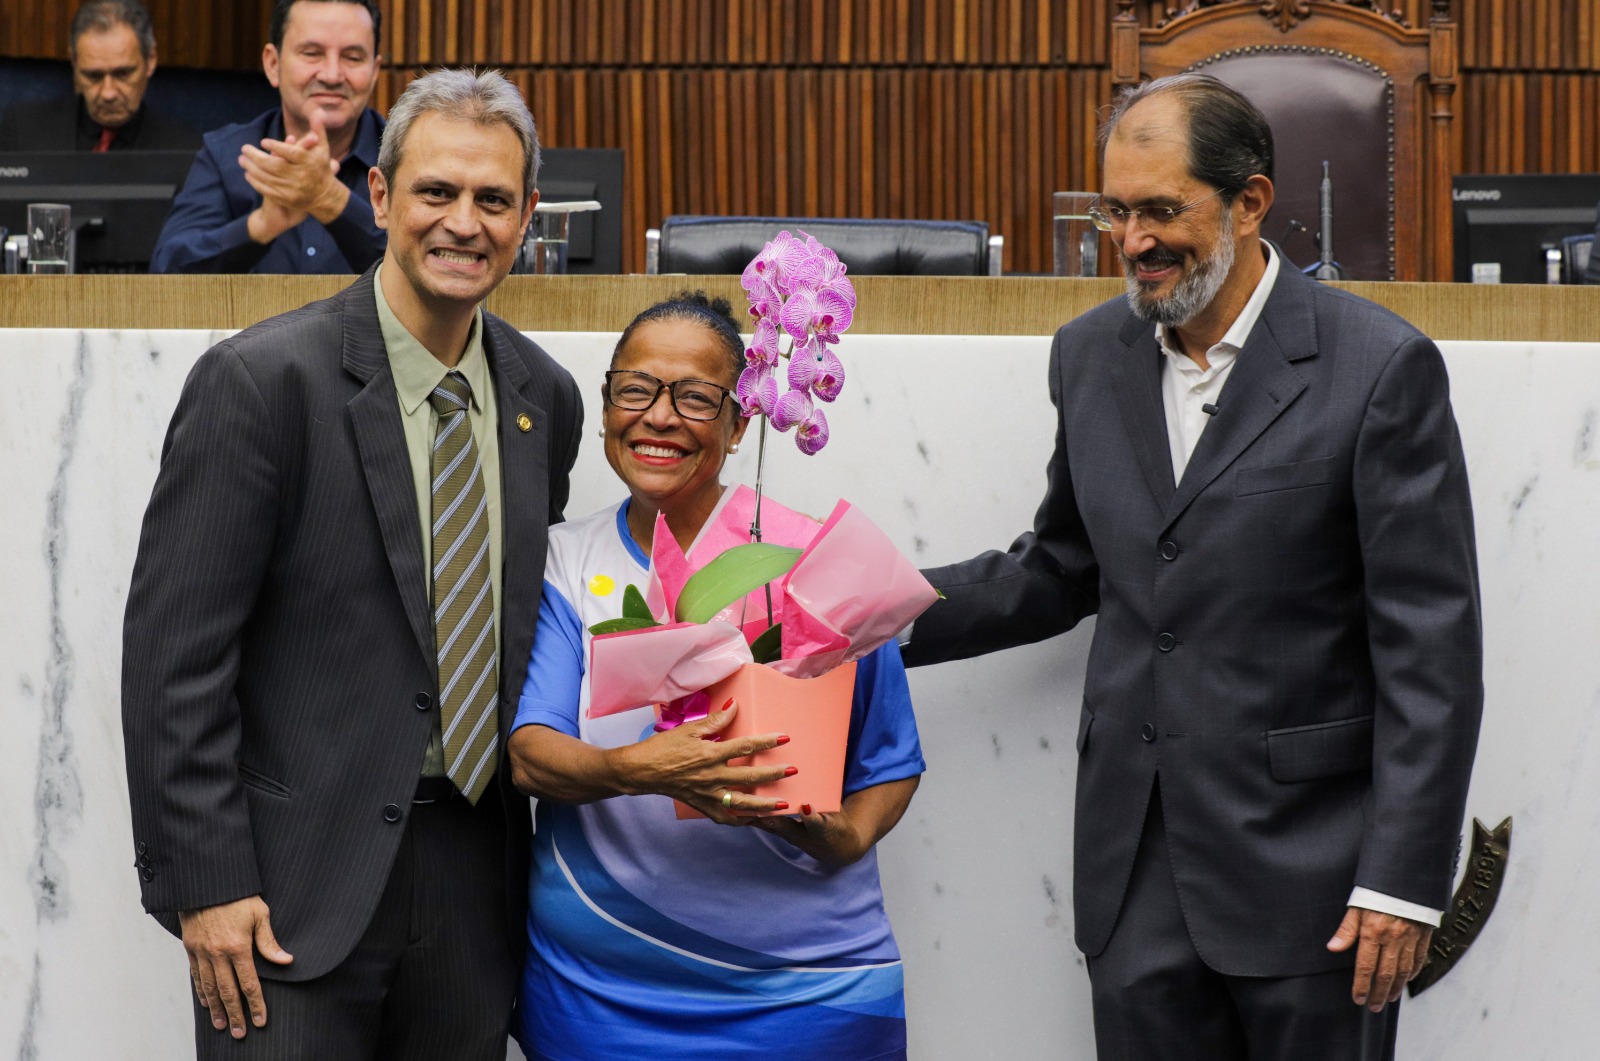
[{"xmin": 239, "ymin": 110, "xmax": 350, "ymax": 243}]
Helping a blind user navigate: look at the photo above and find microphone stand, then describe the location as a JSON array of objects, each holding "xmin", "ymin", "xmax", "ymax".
[{"xmin": 1311, "ymin": 160, "xmax": 1346, "ymax": 281}]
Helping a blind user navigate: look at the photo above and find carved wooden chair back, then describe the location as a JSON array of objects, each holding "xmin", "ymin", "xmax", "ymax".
[{"xmin": 1111, "ymin": 1, "xmax": 1459, "ymax": 281}]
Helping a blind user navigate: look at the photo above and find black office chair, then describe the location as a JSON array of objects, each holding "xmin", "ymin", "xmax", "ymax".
[
  {"xmin": 646, "ymin": 216, "xmax": 1003, "ymax": 276},
  {"xmin": 1560, "ymin": 233, "xmax": 1594, "ymax": 284}
]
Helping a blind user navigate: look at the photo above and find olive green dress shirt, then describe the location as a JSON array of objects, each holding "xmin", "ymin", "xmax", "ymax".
[{"xmin": 373, "ymin": 265, "xmax": 503, "ymax": 777}]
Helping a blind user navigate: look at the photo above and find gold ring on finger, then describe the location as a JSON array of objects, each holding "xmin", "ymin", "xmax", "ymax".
[{"xmin": 721, "ymin": 791, "xmax": 734, "ymax": 808}]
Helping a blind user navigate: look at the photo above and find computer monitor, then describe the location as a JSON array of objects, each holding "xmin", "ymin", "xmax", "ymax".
[
  {"xmin": 1452, "ymin": 174, "xmax": 1600, "ymax": 284},
  {"xmin": 531, "ymin": 147, "xmax": 624, "ymax": 274},
  {"xmin": 0, "ymin": 150, "xmax": 194, "ymax": 271}
]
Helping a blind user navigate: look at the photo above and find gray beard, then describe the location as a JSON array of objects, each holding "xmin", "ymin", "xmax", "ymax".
[{"xmin": 1122, "ymin": 219, "xmax": 1236, "ymax": 328}]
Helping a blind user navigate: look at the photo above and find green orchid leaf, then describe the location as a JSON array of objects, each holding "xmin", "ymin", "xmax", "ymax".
[
  {"xmin": 749, "ymin": 623, "xmax": 784, "ymax": 664},
  {"xmin": 675, "ymin": 543, "xmax": 804, "ymax": 624},
  {"xmin": 588, "ymin": 616, "xmax": 662, "ymax": 636},
  {"xmin": 621, "ymin": 583, "xmax": 654, "ymax": 622}
]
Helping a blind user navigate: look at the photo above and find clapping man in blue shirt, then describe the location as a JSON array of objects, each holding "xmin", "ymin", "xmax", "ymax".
[{"xmin": 150, "ymin": 0, "xmax": 385, "ymax": 274}]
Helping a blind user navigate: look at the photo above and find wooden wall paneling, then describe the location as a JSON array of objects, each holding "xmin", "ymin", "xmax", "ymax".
[
  {"xmin": 1488, "ymin": 0, "xmax": 1508, "ymax": 68},
  {"xmin": 713, "ymin": 67, "xmax": 732, "ymax": 211},
  {"xmin": 11, "ymin": 274, "xmax": 1600, "ymax": 340},
  {"xmin": 472, "ymin": 0, "xmax": 491, "ymax": 66},
  {"xmin": 1510, "ymin": 73, "xmax": 1526, "ymax": 171},
  {"xmin": 446, "ymin": 0, "xmax": 462, "ymax": 64},
  {"xmin": 1024, "ymin": 69, "xmax": 1045, "ymax": 269},
  {"xmin": 855, "ymin": 70, "xmax": 874, "ymax": 216},
  {"xmin": 0, "ymin": 0, "xmax": 268, "ymax": 68},
  {"xmin": 805, "ymin": 69, "xmax": 824, "ymax": 215},
  {"xmin": 1538, "ymin": 73, "xmax": 1556, "ymax": 171},
  {"xmin": 998, "ymin": 71, "xmax": 1018, "ymax": 261},
  {"xmin": 1584, "ymin": 0, "xmax": 1597, "ymax": 71},
  {"xmin": 651, "ymin": 68, "xmax": 672, "ymax": 230},
  {"xmin": 836, "ymin": 70, "xmax": 853, "ymax": 214}
]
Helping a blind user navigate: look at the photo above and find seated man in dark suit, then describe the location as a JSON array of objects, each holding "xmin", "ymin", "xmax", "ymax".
[
  {"xmin": 149, "ymin": 0, "xmax": 385, "ymax": 274},
  {"xmin": 0, "ymin": 1, "xmax": 197, "ymax": 152}
]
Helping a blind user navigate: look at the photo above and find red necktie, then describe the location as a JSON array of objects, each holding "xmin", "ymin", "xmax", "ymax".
[{"xmin": 94, "ymin": 127, "xmax": 115, "ymax": 152}]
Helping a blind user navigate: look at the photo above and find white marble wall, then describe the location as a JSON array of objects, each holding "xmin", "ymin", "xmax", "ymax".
[{"xmin": 2, "ymin": 328, "xmax": 1596, "ymax": 1059}]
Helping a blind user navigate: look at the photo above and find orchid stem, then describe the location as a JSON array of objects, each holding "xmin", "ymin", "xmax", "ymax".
[{"xmin": 748, "ymin": 415, "xmax": 775, "ymax": 629}]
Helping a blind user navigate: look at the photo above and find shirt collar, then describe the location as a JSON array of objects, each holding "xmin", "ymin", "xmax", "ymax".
[
  {"xmin": 78, "ymin": 97, "xmax": 144, "ymax": 146},
  {"xmin": 373, "ymin": 262, "xmax": 489, "ymax": 417},
  {"xmin": 1156, "ymin": 240, "xmax": 1280, "ymax": 362}
]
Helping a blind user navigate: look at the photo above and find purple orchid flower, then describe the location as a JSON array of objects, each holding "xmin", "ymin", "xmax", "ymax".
[
  {"xmin": 736, "ymin": 361, "xmax": 779, "ymax": 418},
  {"xmin": 791, "ymin": 237, "xmax": 856, "ymax": 307},
  {"xmin": 746, "ymin": 316, "xmax": 781, "ymax": 366},
  {"xmin": 795, "ymin": 405, "xmax": 829, "ymax": 454},
  {"xmin": 782, "ymin": 336, "xmax": 845, "ymax": 403},
  {"xmin": 770, "ymin": 388, "xmax": 812, "ymax": 432},
  {"xmin": 743, "ymin": 231, "xmax": 809, "ymax": 298},
  {"xmin": 787, "ymin": 337, "xmax": 818, "ymax": 391},
  {"xmin": 745, "ymin": 283, "xmax": 782, "ymax": 325},
  {"xmin": 811, "ymin": 344, "xmax": 846, "ymax": 402},
  {"xmin": 778, "ymin": 285, "xmax": 854, "ymax": 344},
  {"xmin": 739, "ymin": 233, "xmax": 851, "ymax": 457}
]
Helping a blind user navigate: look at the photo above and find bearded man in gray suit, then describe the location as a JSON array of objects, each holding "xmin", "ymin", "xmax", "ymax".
[
  {"xmin": 122, "ymin": 69, "xmax": 582, "ymax": 1058},
  {"xmin": 904, "ymin": 74, "xmax": 1482, "ymax": 1060}
]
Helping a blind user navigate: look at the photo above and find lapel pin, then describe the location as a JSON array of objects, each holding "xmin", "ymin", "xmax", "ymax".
[{"xmin": 516, "ymin": 413, "xmax": 533, "ymax": 433}]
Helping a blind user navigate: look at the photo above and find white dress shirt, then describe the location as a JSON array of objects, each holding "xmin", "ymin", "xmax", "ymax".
[{"xmin": 1157, "ymin": 242, "xmax": 1443, "ymax": 928}]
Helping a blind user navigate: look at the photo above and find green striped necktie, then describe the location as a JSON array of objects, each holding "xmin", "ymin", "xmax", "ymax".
[{"xmin": 428, "ymin": 371, "xmax": 499, "ymax": 804}]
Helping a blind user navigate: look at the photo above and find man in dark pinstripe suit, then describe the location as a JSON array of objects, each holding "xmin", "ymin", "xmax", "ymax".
[{"xmin": 122, "ymin": 69, "xmax": 583, "ymax": 1058}]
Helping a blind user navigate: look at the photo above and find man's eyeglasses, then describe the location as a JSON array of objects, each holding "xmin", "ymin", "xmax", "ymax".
[
  {"xmin": 603, "ymin": 370, "xmax": 734, "ymax": 422},
  {"xmin": 1087, "ymin": 188, "xmax": 1227, "ymax": 232}
]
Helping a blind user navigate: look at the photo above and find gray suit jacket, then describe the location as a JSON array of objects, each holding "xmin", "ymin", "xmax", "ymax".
[
  {"xmin": 122, "ymin": 268, "xmax": 584, "ymax": 979},
  {"xmin": 905, "ymin": 264, "xmax": 1483, "ymax": 977}
]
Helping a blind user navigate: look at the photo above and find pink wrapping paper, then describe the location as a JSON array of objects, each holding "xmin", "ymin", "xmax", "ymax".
[
  {"xmin": 773, "ymin": 500, "xmax": 940, "ymax": 678},
  {"xmin": 587, "ymin": 622, "xmax": 751, "ymax": 718},
  {"xmin": 585, "ymin": 489, "xmax": 935, "ymax": 719}
]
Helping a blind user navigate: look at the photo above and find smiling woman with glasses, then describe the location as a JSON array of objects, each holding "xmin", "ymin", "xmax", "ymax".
[{"xmin": 505, "ymin": 289, "xmax": 924, "ymax": 1061}]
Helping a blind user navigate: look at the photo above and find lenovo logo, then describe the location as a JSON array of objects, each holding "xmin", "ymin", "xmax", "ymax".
[
  {"xmin": 1452, "ymin": 188, "xmax": 1502, "ymax": 202},
  {"xmin": 0, "ymin": 166, "xmax": 30, "ymax": 179}
]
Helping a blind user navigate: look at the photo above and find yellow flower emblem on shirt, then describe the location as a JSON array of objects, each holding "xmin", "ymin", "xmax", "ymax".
[{"xmin": 589, "ymin": 574, "xmax": 616, "ymax": 597}]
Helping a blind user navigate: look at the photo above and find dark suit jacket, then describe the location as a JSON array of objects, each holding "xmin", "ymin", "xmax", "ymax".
[
  {"xmin": 122, "ymin": 268, "xmax": 584, "ymax": 979},
  {"xmin": 0, "ymin": 93, "xmax": 199, "ymax": 151},
  {"xmin": 905, "ymin": 263, "xmax": 1483, "ymax": 978}
]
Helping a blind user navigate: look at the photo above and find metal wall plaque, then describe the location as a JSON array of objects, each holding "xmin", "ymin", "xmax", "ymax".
[{"xmin": 1409, "ymin": 816, "xmax": 1511, "ymax": 996}]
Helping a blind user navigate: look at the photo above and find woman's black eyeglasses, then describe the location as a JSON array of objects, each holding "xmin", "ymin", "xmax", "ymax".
[{"xmin": 603, "ymin": 370, "xmax": 734, "ymax": 422}]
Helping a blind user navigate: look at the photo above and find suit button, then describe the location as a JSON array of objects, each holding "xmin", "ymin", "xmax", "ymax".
[
  {"xmin": 141, "ymin": 867, "xmax": 155, "ymax": 881},
  {"xmin": 1156, "ymin": 632, "xmax": 1176, "ymax": 652},
  {"xmin": 1141, "ymin": 723, "xmax": 1157, "ymax": 743},
  {"xmin": 136, "ymin": 841, "xmax": 148, "ymax": 855},
  {"xmin": 383, "ymin": 803, "xmax": 403, "ymax": 823},
  {"xmin": 415, "ymin": 692, "xmax": 432, "ymax": 710},
  {"xmin": 1159, "ymin": 541, "xmax": 1180, "ymax": 561}
]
